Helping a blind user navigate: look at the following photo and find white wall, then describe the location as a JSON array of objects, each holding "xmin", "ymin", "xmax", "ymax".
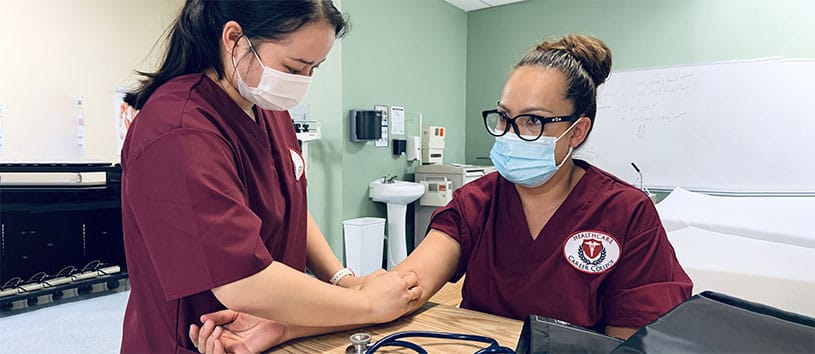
[
  {"xmin": 0, "ymin": 0, "xmax": 351, "ymax": 256},
  {"xmin": 0, "ymin": 0, "xmax": 183, "ymax": 162}
]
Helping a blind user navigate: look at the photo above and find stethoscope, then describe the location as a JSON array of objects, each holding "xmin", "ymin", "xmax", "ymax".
[{"xmin": 345, "ymin": 331, "xmax": 516, "ymax": 354}]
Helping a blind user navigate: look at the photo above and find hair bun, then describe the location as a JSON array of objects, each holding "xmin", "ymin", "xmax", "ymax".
[{"xmin": 537, "ymin": 34, "xmax": 612, "ymax": 86}]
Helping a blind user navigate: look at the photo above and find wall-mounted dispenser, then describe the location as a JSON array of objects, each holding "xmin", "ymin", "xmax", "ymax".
[
  {"xmin": 422, "ymin": 126, "xmax": 445, "ymax": 165},
  {"xmin": 392, "ymin": 139, "xmax": 406, "ymax": 156},
  {"xmin": 406, "ymin": 136, "xmax": 422, "ymax": 163},
  {"xmin": 350, "ymin": 110, "xmax": 382, "ymax": 142}
]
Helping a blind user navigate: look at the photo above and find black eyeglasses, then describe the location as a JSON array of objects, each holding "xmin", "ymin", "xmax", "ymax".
[{"xmin": 482, "ymin": 109, "xmax": 578, "ymax": 141}]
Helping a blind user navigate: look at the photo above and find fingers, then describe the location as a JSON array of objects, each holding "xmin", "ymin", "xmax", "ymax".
[
  {"xmin": 189, "ymin": 324, "xmax": 200, "ymax": 349},
  {"xmin": 205, "ymin": 326, "xmax": 222, "ymax": 354},
  {"xmin": 200, "ymin": 309, "xmax": 238, "ymax": 326},
  {"xmin": 192, "ymin": 321, "xmax": 226, "ymax": 354},
  {"xmin": 399, "ymin": 271, "xmax": 420, "ymax": 289},
  {"xmin": 407, "ymin": 285, "xmax": 424, "ymax": 302},
  {"xmin": 213, "ymin": 338, "xmax": 225, "ymax": 354},
  {"xmin": 196, "ymin": 320, "xmax": 215, "ymax": 353}
]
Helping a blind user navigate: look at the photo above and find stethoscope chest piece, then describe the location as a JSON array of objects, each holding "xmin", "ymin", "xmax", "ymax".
[{"xmin": 345, "ymin": 332, "xmax": 372, "ymax": 354}]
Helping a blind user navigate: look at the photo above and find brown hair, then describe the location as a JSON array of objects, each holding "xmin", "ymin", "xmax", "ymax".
[{"xmin": 515, "ymin": 34, "xmax": 612, "ymax": 141}]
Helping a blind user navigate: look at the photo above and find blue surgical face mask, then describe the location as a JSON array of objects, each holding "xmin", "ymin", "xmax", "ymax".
[{"xmin": 489, "ymin": 121, "xmax": 578, "ymax": 188}]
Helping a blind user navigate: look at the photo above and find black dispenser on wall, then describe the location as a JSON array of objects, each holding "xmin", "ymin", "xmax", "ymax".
[
  {"xmin": 392, "ymin": 139, "xmax": 407, "ymax": 155},
  {"xmin": 350, "ymin": 110, "xmax": 382, "ymax": 142}
]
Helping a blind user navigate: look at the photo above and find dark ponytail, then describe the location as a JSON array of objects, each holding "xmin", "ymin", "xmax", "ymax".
[{"xmin": 125, "ymin": 0, "xmax": 348, "ymax": 109}]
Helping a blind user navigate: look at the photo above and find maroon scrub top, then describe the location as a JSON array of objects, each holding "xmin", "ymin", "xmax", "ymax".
[
  {"xmin": 430, "ymin": 159, "xmax": 692, "ymax": 331},
  {"xmin": 119, "ymin": 73, "xmax": 308, "ymax": 353}
]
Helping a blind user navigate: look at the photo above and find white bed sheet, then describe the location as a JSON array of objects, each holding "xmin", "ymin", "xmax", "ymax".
[
  {"xmin": 668, "ymin": 226, "xmax": 815, "ymax": 317},
  {"xmin": 657, "ymin": 187, "xmax": 815, "ymax": 248}
]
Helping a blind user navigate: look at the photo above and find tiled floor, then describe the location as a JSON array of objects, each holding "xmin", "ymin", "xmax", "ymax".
[{"xmin": 0, "ymin": 282, "xmax": 130, "ymax": 353}]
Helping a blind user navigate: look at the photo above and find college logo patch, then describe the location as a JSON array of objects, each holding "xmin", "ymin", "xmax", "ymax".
[
  {"xmin": 562, "ymin": 230, "xmax": 621, "ymax": 274},
  {"xmin": 289, "ymin": 149, "xmax": 305, "ymax": 181}
]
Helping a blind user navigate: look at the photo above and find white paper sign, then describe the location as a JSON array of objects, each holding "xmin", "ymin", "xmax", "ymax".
[
  {"xmin": 390, "ymin": 106, "xmax": 405, "ymax": 135},
  {"xmin": 374, "ymin": 126, "xmax": 389, "ymax": 147}
]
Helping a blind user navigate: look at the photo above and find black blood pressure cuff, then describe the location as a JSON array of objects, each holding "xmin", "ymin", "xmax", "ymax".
[
  {"xmin": 515, "ymin": 315, "xmax": 623, "ymax": 354},
  {"xmin": 611, "ymin": 291, "xmax": 815, "ymax": 354}
]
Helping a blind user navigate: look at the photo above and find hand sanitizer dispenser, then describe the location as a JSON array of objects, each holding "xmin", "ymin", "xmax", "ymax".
[
  {"xmin": 422, "ymin": 126, "xmax": 445, "ymax": 165},
  {"xmin": 406, "ymin": 136, "xmax": 422, "ymax": 163}
]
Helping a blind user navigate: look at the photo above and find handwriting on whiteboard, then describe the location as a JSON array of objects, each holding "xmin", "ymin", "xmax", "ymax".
[{"xmin": 597, "ymin": 72, "xmax": 695, "ymax": 139}]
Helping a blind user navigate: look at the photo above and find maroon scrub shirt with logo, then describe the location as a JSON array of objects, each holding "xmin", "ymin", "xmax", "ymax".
[
  {"xmin": 430, "ymin": 160, "xmax": 692, "ymax": 331},
  {"xmin": 119, "ymin": 74, "xmax": 308, "ymax": 353}
]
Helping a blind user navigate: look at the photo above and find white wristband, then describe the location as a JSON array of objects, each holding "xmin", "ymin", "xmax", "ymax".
[{"xmin": 329, "ymin": 267, "xmax": 355, "ymax": 285}]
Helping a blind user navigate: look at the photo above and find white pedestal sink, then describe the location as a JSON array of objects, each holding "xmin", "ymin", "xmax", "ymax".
[{"xmin": 369, "ymin": 178, "xmax": 425, "ymax": 269}]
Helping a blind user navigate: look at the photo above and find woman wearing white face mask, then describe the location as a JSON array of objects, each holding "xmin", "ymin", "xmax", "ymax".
[{"xmin": 119, "ymin": 1, "xmax": 422, "ymax": 353}]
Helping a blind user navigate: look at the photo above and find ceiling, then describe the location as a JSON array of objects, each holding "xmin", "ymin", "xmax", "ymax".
[{"xmin": 444, "ymin": 0, "xmax": 527, "ymax": 12}]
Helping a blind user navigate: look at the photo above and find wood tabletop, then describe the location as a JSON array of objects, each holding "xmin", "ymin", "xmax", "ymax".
[{"xmin": 269, "ymin": 302, "xmax": 523, "ymax": 353}]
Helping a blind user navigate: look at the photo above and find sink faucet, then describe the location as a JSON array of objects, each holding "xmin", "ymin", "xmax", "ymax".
[{"xmin": 382, "ymin": 175, "xmax": 398, "ymax": 184}]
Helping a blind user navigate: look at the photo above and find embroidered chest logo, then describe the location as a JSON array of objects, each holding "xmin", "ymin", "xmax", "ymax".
[
  {"xmin": 289, "ymin": 149, "xmax": 305, "ymax": 181},
  {"xmin": 562, "ymin": 231, "xmax": 621, "ymax": 274}
]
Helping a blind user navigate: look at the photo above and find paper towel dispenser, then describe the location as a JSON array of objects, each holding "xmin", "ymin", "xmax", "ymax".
[{"xmin": 350, "ymin": 110, "xmax": 382, "ymax": 142}]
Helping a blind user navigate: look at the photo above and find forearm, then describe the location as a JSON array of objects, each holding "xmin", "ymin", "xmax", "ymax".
[
  {"xmin": 392, "ymin": 230, "xmax": 460, "ymax": 311},
  {"xmin": 213, "ymin": 261, "xmax": 370, "ymax": 327},
  {"xmin": 305, "ymin": 212, "xmax": 346, "ymax": 282}
]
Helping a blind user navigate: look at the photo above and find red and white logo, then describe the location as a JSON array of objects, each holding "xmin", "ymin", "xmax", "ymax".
[
  {"xmin": 289, "ymin": 149, "xmax": 305, "ymax": 181},
  {"xmin": 563, "ymin": 231, "xmax": 621, "ymax": 274},
  {"xmin": 582, "ymin": 239, "xmax": 604, "ymax": 259}
]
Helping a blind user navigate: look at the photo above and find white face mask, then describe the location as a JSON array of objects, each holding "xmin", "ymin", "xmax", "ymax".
[{"xmin": 234, "ymin": 38, "xmax": 312, "ymax": 111}]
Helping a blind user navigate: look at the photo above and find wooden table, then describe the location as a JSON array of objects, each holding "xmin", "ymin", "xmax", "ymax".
[{"xmin": 270, "ymin": 302, "xmax": 523, "ymax": 353}]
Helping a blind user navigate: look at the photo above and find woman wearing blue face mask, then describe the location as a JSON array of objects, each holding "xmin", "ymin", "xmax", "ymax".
[
  {"xmin": 399, "ymin": 34, "xmax": 692, "ymax": 339},
  {"xmin": 119, "ymin": 1, "xmax": 423, "ymax": 353},
  {"xmin": 193, "ymin": 34, "xmax": 693, "ymax": 353}
]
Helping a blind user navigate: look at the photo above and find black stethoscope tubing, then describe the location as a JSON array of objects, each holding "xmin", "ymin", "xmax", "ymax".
[{"xmin": 364, "ymin": 330, "xmax": 516, "ymax": 353}]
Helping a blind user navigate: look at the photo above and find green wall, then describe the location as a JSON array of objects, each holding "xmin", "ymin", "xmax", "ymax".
[
  {"xmin": 309, "ymin": 0, "xmax": 814, "ymax": 261},
  {"xmin": 300, "ymin": 0, "xmax": 346, "ymax": 257},
  {"xmin": 305, "ymin": 0, "xmax": 467, "ymax": 258},
  {"xmin": 464, "ymin": 0, "xmax": 815, "ymax": 164},
  {"xmin": 341, "ymin": 0, "xmax": 467, "ymax": 246}
]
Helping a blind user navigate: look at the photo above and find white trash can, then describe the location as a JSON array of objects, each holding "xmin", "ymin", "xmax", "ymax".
[{"xmin": 343, "ymin": 217, "xmax": 386, "ymax": 276}]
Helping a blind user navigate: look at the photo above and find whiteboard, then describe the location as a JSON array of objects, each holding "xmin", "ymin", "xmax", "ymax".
[{"xmin": 573, "ymin": 58, "xmax": 815, "ymax": 195}]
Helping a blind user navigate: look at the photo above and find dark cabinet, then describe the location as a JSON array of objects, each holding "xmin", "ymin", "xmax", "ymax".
[{"xmin": 0, "ymin": 164, "xmax": 124, "ymax": 285}]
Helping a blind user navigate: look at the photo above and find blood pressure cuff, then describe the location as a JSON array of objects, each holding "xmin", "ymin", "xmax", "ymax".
[
  {"xmin": 611, "ymin": 291, "xmax": 815, "ymax": 354},
  {"xmin": 515, "ymin": 315, "xmax": 623, "ymax": 354}
]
